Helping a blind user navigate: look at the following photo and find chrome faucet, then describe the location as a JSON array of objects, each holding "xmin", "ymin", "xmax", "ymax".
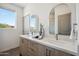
[
  {"xmin": 39, "ymin": 24, "xmax": 45, "ymax": 39},
  {"xmin": 73, "ymin": 23, "xmax": 78, "ymax": 40},
  {"xmin": 56, "ymin": 34, "xmax": 58, "ymax": 40}
]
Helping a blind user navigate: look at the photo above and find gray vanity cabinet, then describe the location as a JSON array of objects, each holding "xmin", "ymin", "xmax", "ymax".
[
  {"xmin": 20, "ymin": 38, "xmax": 73, "ymax": 56},
  {"xmin": 20, "ymin": 38, "xmax": 28, "ymax": 56},
  {"xmin": 46, "ymin": 48, "xmax": 55, "ymax": 56},
  {"xmin": 46, "ymin": 48, "xmax": 73, "ymax": 56},
  {"xmin": 20, "ymin": 38, "xmax": 46, "ymax": 56},
  {"xmin": 54, "ymin": 49, "xmax": 73, "ymax": 56}
]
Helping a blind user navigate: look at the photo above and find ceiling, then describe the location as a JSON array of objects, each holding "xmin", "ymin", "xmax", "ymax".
[{"xmin": 13, "ymin": 3, "xmax": 27, "ymax": 8}]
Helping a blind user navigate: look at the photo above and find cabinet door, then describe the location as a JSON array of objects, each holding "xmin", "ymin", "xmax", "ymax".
[
  {"xmin": 20, "ymin": 38, "xmax": 27, "ymax": 55},
  {"xmin": 27, "ymin": 40, "xmax": 46, "ymax": 56},
  {"xmin": 54, "ymin": 49, "xmax": 73, "ymax": 56},
  {"xmin": 46, "ymin": 48, "xmax": 55, "ymax": 56},
  {"xmin": 20, "ymin": 38, "xmax": 46, "ymax": 56},
  {"xmin": 46, "ymin": 48, "xmax": 73, "ymax": 56}
]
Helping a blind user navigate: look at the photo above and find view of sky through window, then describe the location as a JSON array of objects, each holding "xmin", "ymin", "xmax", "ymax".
[{"xmin": 0, "ymin": 8, "xmax": 16, "ymax": 28}]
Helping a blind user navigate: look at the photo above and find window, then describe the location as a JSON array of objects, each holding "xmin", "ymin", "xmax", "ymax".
[{"xmin": 0, "ymin": 8, "xmax": 16, "ymax": 28}]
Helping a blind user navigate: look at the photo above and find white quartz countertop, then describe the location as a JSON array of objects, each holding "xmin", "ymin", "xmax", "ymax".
[{"xmin": 20, "ymin": 35, "xmax": 77, "ymax": 55}]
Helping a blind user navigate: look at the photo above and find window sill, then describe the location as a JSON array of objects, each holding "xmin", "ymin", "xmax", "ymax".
[{"xmin": 0, "ymin": 28, "xmax": 16, "ymax": 30}]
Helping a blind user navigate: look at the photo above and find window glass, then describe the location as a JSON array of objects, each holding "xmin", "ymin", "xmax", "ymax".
[{"xmin": 0, "ymin": 8, "xmax": 16, "ymax": 28}]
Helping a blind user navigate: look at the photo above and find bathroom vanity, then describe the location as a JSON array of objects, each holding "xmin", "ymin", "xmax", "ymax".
[
  {"xmin": 20, "ymin": 35, "xmax": 77, "ymax": 56},
  {"xmin": 20, "ymin": 3, "xmax": 78, "ymax": 56}
]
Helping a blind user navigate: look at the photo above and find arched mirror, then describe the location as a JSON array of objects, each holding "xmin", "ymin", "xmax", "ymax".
[
  {"xmin": 23, "ymin": 14, "xmax": 39, "ymax": 35},
  {"xmin": 49, "ymin": 4, "xmax": 72, "ymax": 40},
  {"xmin": 29, "ymin": 15, "xmax": 39, "ymax": 34}
]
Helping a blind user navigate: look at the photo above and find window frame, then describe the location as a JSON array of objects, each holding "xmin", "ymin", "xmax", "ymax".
[{"xmin": 0, "ymin": 7, "xmax": 17, "ymax": 29}]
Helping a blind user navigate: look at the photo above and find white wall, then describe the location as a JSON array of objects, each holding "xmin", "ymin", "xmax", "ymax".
[
  {"xmin": 76, "ymin": 3, "xmax": 79, "ymax": 55},
  {"xmin": 76, "ymin": 3, "xmax": 79, "ymax": 42},
  {"xmin": 0, "ymin": 4, "xmax": 23, "ymax": 52},
  {"xmin": 24, "ymin": 3, "xmax": 58, "ymax": 36},
  {"xmin": 24, "ymin": 3, "xmax": 76, "ymax": 36},
  {"xmin": 76, "ymin": 4, "xmax": 79, "ymax": 45}
]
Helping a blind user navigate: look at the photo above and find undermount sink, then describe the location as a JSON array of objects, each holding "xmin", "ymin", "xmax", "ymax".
[
  {"xmin": 28, "ymin": 33, "xmax": 40, "ymax": 39},
  {"xmin": 33, "ymin": 35, "xmax": 39, "ymax": 38},
  {"xmin": 32, "ymin": 35, "xmax": 44, "ymax": 39}
]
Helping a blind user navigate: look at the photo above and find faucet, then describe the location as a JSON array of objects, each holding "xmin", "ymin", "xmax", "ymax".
[
  {"xmin": 73, "ymin": 23, "xmax": 78, "ymax": 40},
  {"xmin": 56, "ymin": 34, "xmax": 58, "ymax": 40},
  {"xmin": 31, "ymin": 32, "xmax": 33, "ymax": 36},
  {"xmin": 39, "ymin": 24, "xmax": 45, "ymax": 39}
]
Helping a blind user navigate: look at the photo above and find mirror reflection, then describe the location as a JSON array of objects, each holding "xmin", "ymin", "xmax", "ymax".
[
  {"xmin": 29, "ymin": 15, "xmax": 39, "ymax": 34},
  {"xmin": 49, "ymin": 4, "xmax": 71, "ymax": 36},
  {"xmin": 24, "ymin": 14, "xmax": 39, "ymax": 35}
]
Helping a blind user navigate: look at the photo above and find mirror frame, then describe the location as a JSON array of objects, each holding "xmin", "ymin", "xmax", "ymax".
[{"xmin": 49, "ymin": 3, "xmax": 71, "ymax": 36}]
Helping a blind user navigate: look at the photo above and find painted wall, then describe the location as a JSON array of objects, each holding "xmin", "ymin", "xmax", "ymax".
[
  {"xmin": 24, "ymin": 3, "xmax": 76, "ymax": 37},
  {"xmin": 76, "ymin": 4, "xmax": 79, "ymax": 44},
  {"xmin": 76, "ymin": 3, "xmax": 79, "ymax": 43},
  {"xmin": 0, "ymin": 4, "xmax": 23, "ymax": 52},
  {"xmin": 76, "ymin": 3, "xmax": 79, "ymax": 55},
  {"xmin": 24, "ymin": 3, "xmax": 58, "ymax": 36}
]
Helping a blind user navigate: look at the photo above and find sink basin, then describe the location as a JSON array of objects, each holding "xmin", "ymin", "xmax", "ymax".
[
  {"xmin": 32, "ymin": 35, "xmax": 43, "ymax": 39},
  {"xmin": 33, "ymin": 36, "xmax": 39, "ymax": 38}
]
